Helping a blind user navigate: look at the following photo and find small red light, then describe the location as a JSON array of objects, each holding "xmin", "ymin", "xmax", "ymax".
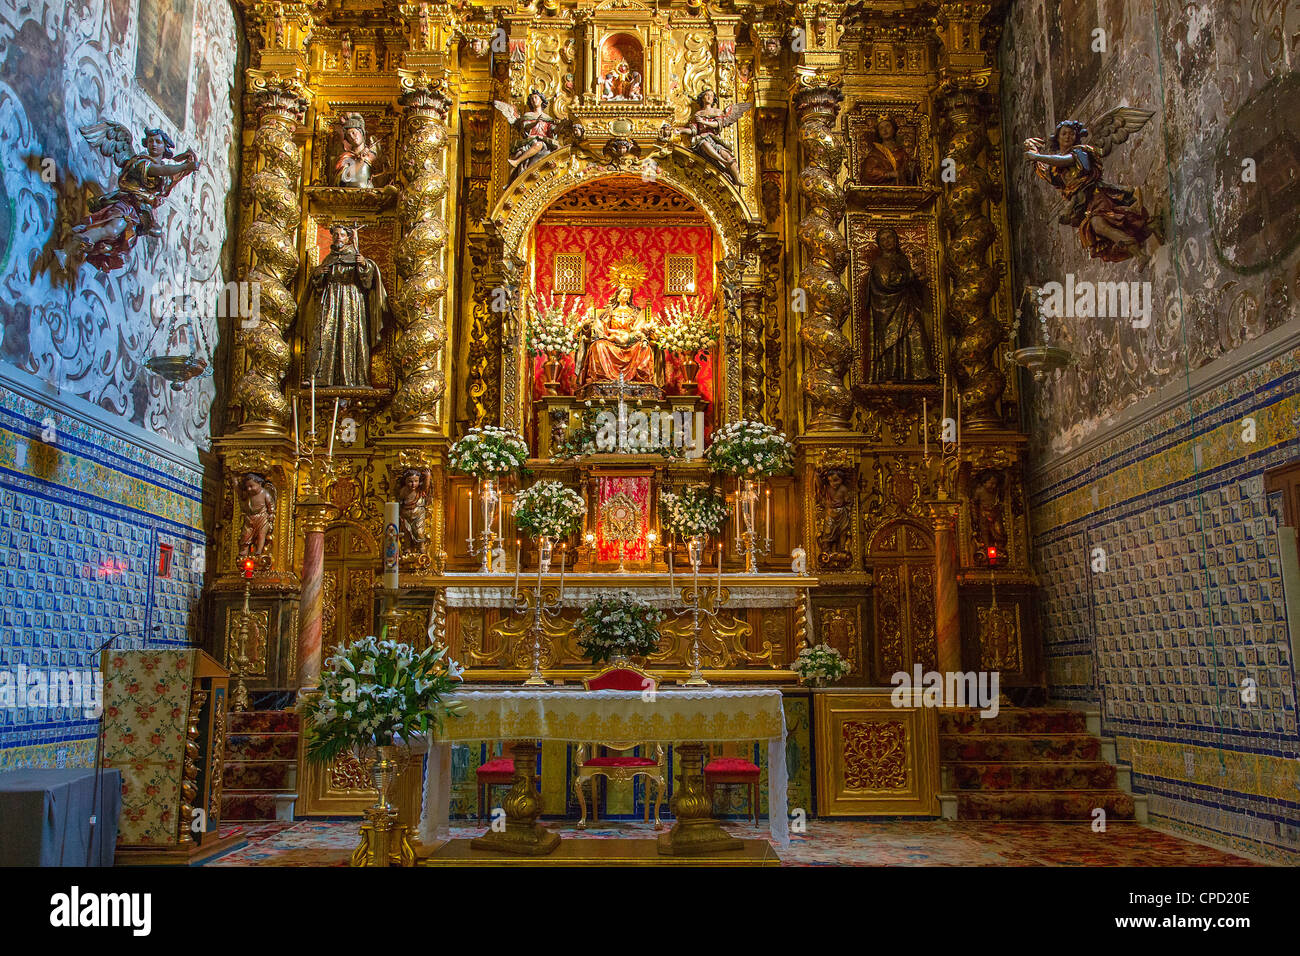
[
  {"xmin": 986, "ymin": 545, "xmax": 998, "ymax": 565},
  {"xmin": 241, "ymin": 558, "xmax": 256, "ymax": 579}
]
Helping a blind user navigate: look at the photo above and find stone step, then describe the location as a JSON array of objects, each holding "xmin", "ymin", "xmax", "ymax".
[
  {"xmin": 953, "ymin": 789, "xmax": 1137, "ymax": 821},
  {"xmin": 937, "ymin": 707, "xmax": 1090, "ymax": 736},
  {"xmin": 941, "ymin": 733, "xmax": 1102, "ymax": 763},
  {"xmin": 948, "ymin": 760, "xmax": 1119, "ymax": 791}
]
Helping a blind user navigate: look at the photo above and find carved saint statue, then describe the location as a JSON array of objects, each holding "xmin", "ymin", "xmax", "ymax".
[
  {"xmin": 866, "ymin": 228, "xmax": 935, "ymax": 382},
  {"xmin": 72, "ymin": 123, "xmax": 200, "ymax": 272},
  {"xmin": 397, "ymin": 467, "xmax": 432, "ymax": 549},
  {"xmin": 494, "ymin": 90, "xmax": 562, "ymax": 179},
  {"xmin": 237, "ymin": 473, "xmax": 276, "ymax": 561},
  {"xmin": 580, "ymin": 286, "xmax": 657, "ymax": 387},
  {"xmin": 859, "ymin": 115, "xmax": 917, "ymax": 186},
  {"xmin": 331, "ymin": 113, "xmax": 380, "ymax": 188},
  {"xmin": 302, "ymin": 225, "xmax": 389, "ymax": 388},
  {"xmin": 1023, "ymin": 107, "xmax": 1161, "ymax": 265},
  {"xmin": 816, "ymin": 468, "xmax": 854, "ymax": 568},
  {"xmin": 964, "ymin": 469, "xmax": 1008, "ymax": 563},
  {"xmin": 680, "ymin": 89, "xmax": 752, "ymax": 185}
]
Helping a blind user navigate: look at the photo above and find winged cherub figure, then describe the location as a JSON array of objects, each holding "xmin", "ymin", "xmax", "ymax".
[
  {"xmin": 71, "ymin": 123, "xmax": 200, "ymax": 272},
  {"xmin": 494, "ymin": 90, "xmax": 562, "ymax": 180},
  {"xmin": 1023, "ymin": 107, "xmax": 1162, "ymax": 266},
  {"xmin": 680, "ymin": 89, "xmax": 752, "ymax": 185}
]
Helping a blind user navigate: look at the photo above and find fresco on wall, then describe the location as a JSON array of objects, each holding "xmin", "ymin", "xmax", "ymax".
[
  {"xmin": 135, "ymin": 0, "xmax": 196, "ymax": 129},
  {"xmin": 1002, "ymin": 0, "xmax": 1299, "ymax": 461},
  {"xmin": 0, "ymin": 0, "xmax": 238, "ymax": 450}
]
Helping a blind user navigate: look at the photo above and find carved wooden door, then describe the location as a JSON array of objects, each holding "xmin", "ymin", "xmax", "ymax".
[
  {"xmin": 322, "ymin": 523, "xmax": 377, "ymax": 657},
  {"xmin": 869, "ymin": 521, "xmax": 936, "ymax": 681}
]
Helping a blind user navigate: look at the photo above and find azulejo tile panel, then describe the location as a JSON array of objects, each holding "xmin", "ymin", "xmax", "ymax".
[
  {"xmin": 1030, "ymin": 356, "xmax": 1300, "ymax": 859},
  {"xmin": 0, "ymin": 386, "xmax": 209, "ymax": 763}
]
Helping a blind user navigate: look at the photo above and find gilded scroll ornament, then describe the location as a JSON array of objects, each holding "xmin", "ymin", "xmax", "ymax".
[
  {"xmin": 842, "ymin": 719, "xmax": 908, "ymax": 791},
  {"xmin": 794, "ymin": 72, "xmax": 852, "ymax": 431}
]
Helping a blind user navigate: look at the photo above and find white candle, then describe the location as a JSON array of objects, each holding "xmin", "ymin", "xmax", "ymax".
[
  {"xmin": 765, "ymin": 487, "xmax": 771, "ymax": 542},
  {"xmin": 716, "ymin": 539, "xmax": 722, "ymax": 591},
  {"xmin": 956, "ymin": 396, "xmax": 961, "ymax": 453},
  {"xmin": 942, "ymin": 375, "xmax": 947, "ymax": 428},
  {"xmin": 559, "ymin": 543, "xmax": 566, "ymax": 595},
  {"xmin": 292, "ymin": 396, "xmax": 300, "ymax": 459},
  {"xmin": 310, "ymin": 376, "xmax": 316, "ymax": 444},
  {"xmin": 922, "ymin": 397, "xmax": 928, "ymax": 458},
  {"xmin": 668, "ymin": 543, "xmax": 675, "ymax": 592},
  {"xmin": 514, "ymin": 539, "xmax": 521, "ymax": 592},
  {"xmin": 468, "ymin": 487, "xmax": 474, "ymax": 541},
  {"xmin": 328, "ymin": 398, "xmax": 340, "ymax": 459}
]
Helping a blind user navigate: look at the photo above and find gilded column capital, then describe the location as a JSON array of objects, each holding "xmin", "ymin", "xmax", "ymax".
[
  {"xmin": 246, "ymin": 70, "xmax": 310, "ymax": 126},
  {"xmin": 398, "ymin": 69, "xmax": 454, "ymax": 117}
]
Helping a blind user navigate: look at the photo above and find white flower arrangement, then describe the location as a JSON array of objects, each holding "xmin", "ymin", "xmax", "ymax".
[
  {"xmin": 790, "ymin": 643, "xmax": 849, "ymax": 685},
  {"xmin": 659, "ymin": 482, "xmax": 728, "ymax": 537},
  {"xmin": 657, "ymin": 296, "xmax": 719, "ymax": 356},
  {"xmin": 705, "ymin": 419, "xmax": 794, "ymax": 477},
  {"xmin": 447, "ymin": 425, "xmax": 530, "ymax": 478},
  {"xmin": 526, "ymin": 293, "xmax": 586, "ymax": 357},
  {"xmin": 513, "ymin": 480, "xmax": 586, "ymax": 539},
  {"xmin": 299, "ymin": 633, "xmax": 467, "ymax": 762},
  {"xmin": 573, "ymin": 591, "xmax": 666, "ymax": 665}
]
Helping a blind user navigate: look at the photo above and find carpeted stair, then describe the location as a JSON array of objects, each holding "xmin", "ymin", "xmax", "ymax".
[
  {"xmin": 221, "ymin": 710, "xmax": 300, "ymax": 824},
  {"xmin": 939, "ymin": 707, "xmax": 1146, "ymax": 822}
]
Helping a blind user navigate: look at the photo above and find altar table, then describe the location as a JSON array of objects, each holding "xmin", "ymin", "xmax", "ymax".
[{"xmin": 418, "ymin": 686, "xmax": 789, "ymax": 854}]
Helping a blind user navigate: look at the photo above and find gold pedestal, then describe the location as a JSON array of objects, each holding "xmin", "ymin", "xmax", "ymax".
[
  {"xmin": 351, "ymin": 806, "xmax": 417, "ymax": 867},
  {"xmin": 657, "ymin": 742, "xmax": 743, "ymax": 856},
  {"xmin": 469, "ymin": 740, "xmax": 560, "ymax": 856}
]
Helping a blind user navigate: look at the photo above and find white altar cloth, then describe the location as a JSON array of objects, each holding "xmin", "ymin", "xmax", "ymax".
[{"xmin": 415, "ymin": 686, "xmax": 789, "ymax": 848}]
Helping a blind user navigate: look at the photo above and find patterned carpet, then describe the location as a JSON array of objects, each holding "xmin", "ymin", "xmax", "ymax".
[{"xmin": 207, "ymin": 819, "xmax": 1266, "ymax": 866}]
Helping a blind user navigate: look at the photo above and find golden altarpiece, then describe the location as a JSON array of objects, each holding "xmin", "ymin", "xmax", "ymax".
[{"xmin": 208, "ymin": 0, "xmax": 1035, "ymax": 825}]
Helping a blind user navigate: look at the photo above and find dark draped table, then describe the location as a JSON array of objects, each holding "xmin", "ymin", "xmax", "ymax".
[{"xmin": 0, "ymin": 768, "xmax": 121, "ymax": 866}]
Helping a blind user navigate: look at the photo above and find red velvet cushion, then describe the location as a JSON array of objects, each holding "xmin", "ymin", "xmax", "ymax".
[
  {"xmin": 476, "ymin": 757, "xmax": 515, "ymax": 776},
  {"xmin": 586, "ymin": 668, "xmax": 656, "ymax": 691},
  {"xmin": 704, "ymin": 757, "xmax": 760, "ymax": 775},
  {"xmin": 584, "ymin": 756, "xmax": 658, "ymax": 767}
]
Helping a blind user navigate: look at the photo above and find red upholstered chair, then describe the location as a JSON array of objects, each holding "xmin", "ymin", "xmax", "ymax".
[
  {"xmin": 475, "ymin": 745, "xmax": 537, "ymax": 824},
  {"xmin": 703, "ymin": 748, "xmax": 761, "ymax": 824},
  {"xmin": 574, "ymin": 665, "xmax": 666, "ymax": 828}
]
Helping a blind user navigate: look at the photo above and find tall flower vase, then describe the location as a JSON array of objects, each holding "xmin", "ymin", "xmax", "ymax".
[
  {"xmin": 542, "ymin": 355, "xmax": 562, "ymax": 395},
  {"xmin": 680, "ymin": 355, "xmax": 700, "ymax": 395},
  {"xmin": 737, "ymin": 477, "xmax": 762, "ymax": 573},
  {"xmin": 479, "ymin": 478, "xmax": 501, "ymax": 573},
  {"xmin": 350, "ymin": 743, "xmax": 417, "ymax": 867}
]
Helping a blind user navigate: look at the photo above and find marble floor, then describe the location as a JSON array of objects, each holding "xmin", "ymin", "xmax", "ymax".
[{"xmin": 208, "ymin": 819, "xmax": 1267, "ymax": 866}]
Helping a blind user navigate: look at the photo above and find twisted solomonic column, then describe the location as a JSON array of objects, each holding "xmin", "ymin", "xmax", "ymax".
[
  {"xmin": 232, "ymin": 73, "xmax": 308, "ymax": 434},
  {"xmin": 740, "ymin": 287, "xmax": 765, "ymax": 420},
  {"xmin": 939, "ymin": 83, "xmax": 1004, "ymax": 429},
  {"xmin": 393, "ymin": 72, "xmax": 454, "ymax": 434},
  {"xmin": 793, "ymin": 72, "xmax": 852, "ymax": 432}
]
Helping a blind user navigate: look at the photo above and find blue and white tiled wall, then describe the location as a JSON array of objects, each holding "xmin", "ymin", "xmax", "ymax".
[
  {"xmin": 1032, "ymin": 350, "xmax": 1300, "ymax": 862},
  {"xmin": 0, "ymin": 382, "xmax": 209, "ymax": 770}
]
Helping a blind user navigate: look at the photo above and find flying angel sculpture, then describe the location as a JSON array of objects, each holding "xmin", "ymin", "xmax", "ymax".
[
  {"xmin": 1022, "ymin": 106, "xmax": 1162, "ymax": 266},
  {"xmin": 679, "ymin": 89, "xmax": 752, "ymax": 185},
  {"xmin": 494, "ymin": 90, "xmax": 563, "ymax": 180},
  {"xmin": 72, "ymin": 122, "xmax": 200, "ymax": 272}
]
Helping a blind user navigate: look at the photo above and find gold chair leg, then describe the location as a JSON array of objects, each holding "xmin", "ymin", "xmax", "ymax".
[{"xmin": 575, "ymin": 774, "xmax": 588, "ymax": 830}]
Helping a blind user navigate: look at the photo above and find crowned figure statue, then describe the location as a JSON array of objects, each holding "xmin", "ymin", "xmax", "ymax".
[{"xmin": 578, "ymin": 257, "xmax": 660, "ymax": 392}]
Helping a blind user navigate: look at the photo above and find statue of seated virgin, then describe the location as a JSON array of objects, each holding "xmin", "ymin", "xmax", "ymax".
[{"xmin": 578, "ymin": 286, "xmax": 661, "ymax": 392}]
